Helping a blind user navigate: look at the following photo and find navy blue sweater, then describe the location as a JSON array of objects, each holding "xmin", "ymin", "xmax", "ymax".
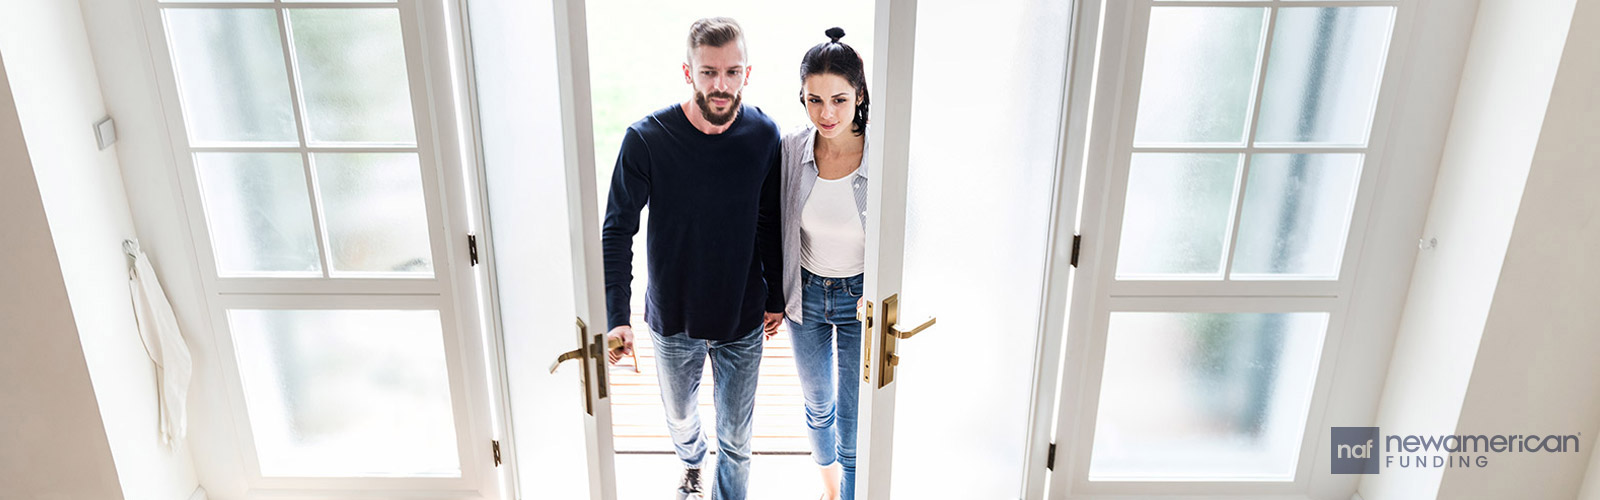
[{"xmin": 602, "ymin": 104, "xmax": 784, "ymax": 341}]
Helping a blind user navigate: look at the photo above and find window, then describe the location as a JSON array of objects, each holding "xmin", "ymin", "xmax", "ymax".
[
  {"xmin": 1056, "ymin": 0, "xmax": 1400, "ymax": 494},
  {"xmin": 147, "ymin": 0, "xmax": 492, "ymax": 495}
]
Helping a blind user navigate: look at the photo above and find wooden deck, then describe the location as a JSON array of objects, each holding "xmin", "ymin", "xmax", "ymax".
[{"xmin": 608, "ymin": 314, "xmax": 813, "ymax": 453}]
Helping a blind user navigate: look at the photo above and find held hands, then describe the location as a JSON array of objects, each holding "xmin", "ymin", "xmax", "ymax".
[
  {"xmin": 605, "ymin": 325, "xmax": 634, "ymax": 365},
  {"xmin": 763, "ymin": 312, "xmax": 784, "ymax": 340}
]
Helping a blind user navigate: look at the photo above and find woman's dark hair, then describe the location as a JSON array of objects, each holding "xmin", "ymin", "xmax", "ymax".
[{"xmin": 799, "ymin": 27, "xmax": 869, "ymax": 136}]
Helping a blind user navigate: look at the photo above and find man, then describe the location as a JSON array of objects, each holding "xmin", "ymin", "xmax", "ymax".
[{"xmin": 601, "ymin": 17, "xmax": 784, "ymax": 500}]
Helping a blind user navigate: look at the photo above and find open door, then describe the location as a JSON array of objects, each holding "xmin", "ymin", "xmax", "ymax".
[
  {"xmin": 465, "ymin": 0, "xmax": 618, "ymax": 499},
  {"xmin": 548, "ymin": 0, "xmax": 622, "ymax": 497},
  {"xmin": 855, "ymin": 0, "xmax": 1078, "ymax": 498}
]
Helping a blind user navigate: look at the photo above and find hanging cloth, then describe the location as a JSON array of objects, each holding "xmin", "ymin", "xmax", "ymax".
[{"xmin": 124, "ymin": 239, "xmax": 193, "ymax": 447}]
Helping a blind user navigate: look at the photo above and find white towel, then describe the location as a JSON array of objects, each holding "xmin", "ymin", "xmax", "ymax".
[{"xmin": 125, "ymin": 239, "xmax": 193, "ymax": 447}]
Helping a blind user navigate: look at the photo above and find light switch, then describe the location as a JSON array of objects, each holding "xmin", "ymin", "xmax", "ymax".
[{"xmin": 94, "ymin": 116, "xmax": 116, "ymax": 150}]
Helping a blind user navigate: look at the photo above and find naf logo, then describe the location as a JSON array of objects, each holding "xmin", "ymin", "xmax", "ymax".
[{"xmin": 1332, "ymin": 427, "xmax": 1381, "ymax": 474}]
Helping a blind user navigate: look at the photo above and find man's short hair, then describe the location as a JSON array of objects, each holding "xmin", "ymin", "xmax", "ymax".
[{"xmin": 686, "ymin": 17, "xmax": 745, "ymax": 64}]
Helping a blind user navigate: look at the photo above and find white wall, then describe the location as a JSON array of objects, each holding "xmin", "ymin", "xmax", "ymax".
[
  {"xmin": 75, "ymin": 0, "xmax": 247, "ymax": 496},
  {"xmin": 1434, "ymin": 0, "xmax": 1600, "ymax": 496},
  {"xmin": 1357, "ymin": 0, "xmax": 1579, "ymax": 499},
  {"xmin": 0, "ymin": 1, "xmax": 200, "ymax": 499},
  {"xmin": 0, "ymin": 49, "xmax": 126, "ymax": 500}
]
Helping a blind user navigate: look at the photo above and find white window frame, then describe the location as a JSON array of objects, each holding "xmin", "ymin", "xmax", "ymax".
[
  {"xmin": 1042, "ymin": 0, "xmax": 1471, "ymax": 498},
  {"xmin": 136, "ymin": 0, "xmax": 500, "ymax": 497}
]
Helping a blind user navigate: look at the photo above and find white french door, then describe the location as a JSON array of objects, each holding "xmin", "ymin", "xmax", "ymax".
[
  {"xmin": 463, "ymin": 0, "xmax": 620, "ymax": 499},
  {"xmin": 1049, "ymin": 0, "xmax": 1416, "ymax": 498},
  {"xmin": 469, "ymin": 0, "xmax": 1083, "ymax": 498},
  {"xmin": 142, "ymin": 0, "xmax": 501, "ymax": 498},
  {"xmin": 857, "ymin": 0, "xmax": 1079, "ymax": 499}
]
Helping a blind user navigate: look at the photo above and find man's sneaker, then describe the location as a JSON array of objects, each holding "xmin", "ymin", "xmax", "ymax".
[{"xmin": 678, "ymin": 468, "xmax": 703, "ymax": 496}]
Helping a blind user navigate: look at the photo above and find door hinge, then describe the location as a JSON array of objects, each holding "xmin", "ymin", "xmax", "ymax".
[
  {"xmin": 1046, "ymin": 442, "xmax": 1056, "ymax": 471},
  {"xmin": 468, "ymin": 233, "xmax": 479, "ymax": 266},
  {"xmin": 492, "ymin": 439, "xmax": 501, "ymax": 466},
  {"xmin": 1069, "ymin": 234, "xmax": 1081, "ymax": 268}
]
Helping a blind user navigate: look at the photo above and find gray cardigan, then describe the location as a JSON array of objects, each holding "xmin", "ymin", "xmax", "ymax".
[{"xmin": 780, "ymin": 125, "xmax": 870, "ymax": 324}]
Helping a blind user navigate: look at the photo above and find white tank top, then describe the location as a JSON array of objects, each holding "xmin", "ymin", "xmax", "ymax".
[{"xmin": 800, "ymin": 174, "xmax": 866, "ymax": 277}]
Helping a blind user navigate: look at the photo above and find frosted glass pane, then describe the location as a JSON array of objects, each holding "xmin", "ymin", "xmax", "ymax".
[
  {"xmin": 1232, "ymin": 154, "xmax": 1362, "ymax": 278},
  {"xmin": 1116, "ymin": 154, "xmax": 1241, "ymax": 277},
  {"xmin": 1090, "ymin": 312, "xmax": 1327, "ymax": 481},
  {"xmin": 194, "ymin": 153, "xmax": 320, "ymax": 276},
  {"xmin": 229, "ymin": 309, "xmax": 460, "ymax": 477},
  {"xmin": 312, "ymin": 153, "xmax": 433, "ymax": 275},
  {"xmin": 890, "ymin": 0, "xmax": 1073, "ymax": 497},
  {"xmin": 1133, "ymin": 8, "xmax": 1266, "ymax": 145},
  {"xmin": 289, "ymin": 9, "xmax": 417, "ymax": 144},
  {"xmin": 164, "ymin": 9, "xmax": 297, "ymax": 144},
  {"xmin": 1255, "ymin": 7, "xmax": 1394, "ymax": 144}
]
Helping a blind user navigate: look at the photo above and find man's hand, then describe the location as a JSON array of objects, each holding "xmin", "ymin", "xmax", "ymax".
[
  {"xmin": 605, "ymin": 325, "xmax": 634, "ymax": 364},
  {"xmin": 763, "ymin": 312, "xmax": 784, "ymax": 340}
]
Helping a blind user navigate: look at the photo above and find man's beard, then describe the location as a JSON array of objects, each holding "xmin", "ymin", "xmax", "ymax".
[{"xmin": 694, "ymin": 90, "xmax": 741, "ymax": 126}]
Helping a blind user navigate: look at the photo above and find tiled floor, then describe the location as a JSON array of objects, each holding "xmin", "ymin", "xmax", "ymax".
[{"xmin": 615, "ymin": 453, "xmax": 824, "ymax": 500}]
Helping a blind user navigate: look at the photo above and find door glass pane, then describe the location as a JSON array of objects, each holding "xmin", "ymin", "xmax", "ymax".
[
  {"xmin": 288, "ymin": 9, "xmax": 417, "ymax": 144},
  {"xmin": 1133, "ymin": 8, "xmax": 1266, "ymax": 145},
  {"xmin": 891, "ymin": 0, "xmax": 1073, "ymax": 497},
  {"xmin": 1254, "ymin": 7, "xmax": 1394, "ymax": 145},
  {"xmin": 1231, "ymin": 154, "xmax": 1362, "ymax": 278},
  {"xmin": 1116, "ymin": 154, "xmax": 1241, "ymax": 278},
  {"xmin": 1090, "ymin": 312, "xmax": 1328, "ymax": 481},
  {"xmin": 311, "ymin": 153, "xmax": 434, "ymax": 275},
  {"xmin": 164, "ymin": 9, "xmax": 297, "ymax": 145},
  {"xmin": 228, "ymin": 309, "xmax": 460, "ymax": 477},
  {"xmin": 194, "ymin": 153, "xmax": 321, "ymax": 276}
]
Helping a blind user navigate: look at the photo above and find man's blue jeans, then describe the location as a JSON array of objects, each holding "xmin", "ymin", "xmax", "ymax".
[
  {"xmin": 787, "ymin": 269, "xmax": 862, "ymax": 500},
  {"xmin": 652, "ymin": 325, "xmax": 764, "ymax": 500}
]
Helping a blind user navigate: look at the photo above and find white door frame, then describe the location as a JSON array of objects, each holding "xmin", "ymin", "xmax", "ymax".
[
  {"xmin": 547, "ymin": 0, "xmax": 622, "ymax": 497},
  {"xmin": 856, "ymin": 0, "xmax": 919, "ymax": 498}
]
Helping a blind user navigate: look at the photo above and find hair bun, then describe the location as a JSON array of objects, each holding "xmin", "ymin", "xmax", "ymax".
[{"xmin": 825, "ymin": 27, "xmax": 846, "ymax": 43}]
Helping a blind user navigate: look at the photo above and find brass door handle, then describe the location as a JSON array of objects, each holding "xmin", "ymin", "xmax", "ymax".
[
  {"xmin": 877, "ymin": 293, "xmax": 935, "ymax": 388},
  {"xmin": 549, "ymin": 349, "xmax": 583, "ymax": 374},
  {"xmin": 546, "ymin": 317, "xmax": 625, "ymax": 416},
  {"xmin": 549, "ymin": 330, "xmax": 626, "ymax": 373},
  {"xmin": 889, "ymin": 316, "xmax": 936, "ymax": 339}
]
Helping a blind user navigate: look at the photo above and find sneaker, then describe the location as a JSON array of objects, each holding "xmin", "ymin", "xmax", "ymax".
[{"xmin": 678, "ymin": 467, "xmax": 703, "ymax": 497}]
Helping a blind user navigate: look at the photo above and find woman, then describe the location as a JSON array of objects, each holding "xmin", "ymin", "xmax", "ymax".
[{"xmin": 780, "ymin": 27, "xmax": 870, "ymax": 500}]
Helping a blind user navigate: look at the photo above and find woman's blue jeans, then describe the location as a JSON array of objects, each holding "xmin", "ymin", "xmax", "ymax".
[{"xmin": 788, "ymin": 269, "xmax": 862, "ymax": 500}]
